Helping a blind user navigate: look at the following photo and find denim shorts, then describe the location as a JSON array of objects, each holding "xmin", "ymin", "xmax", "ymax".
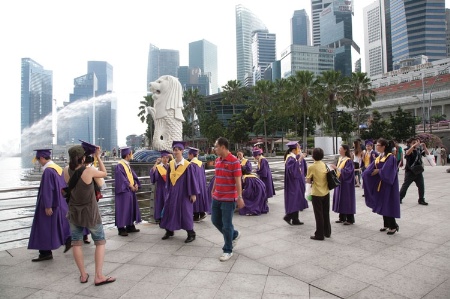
[{"xmin": 70, "ymin": 222, "xmax": 106, "ymax": 246}]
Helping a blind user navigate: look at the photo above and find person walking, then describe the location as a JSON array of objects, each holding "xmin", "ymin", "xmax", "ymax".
[
  {"xmin": 283, "ymin": 141, "xmax": 308, "ymax": 225},
  {"xmin": 330, "ymin": 145, "xmax": 356, "ymax": 225},
  {"xmin": 115, "ymin": 147, "xmax": 141, "ymax": 236},
  {"xmin": 306, "ymin": 148, "xmax": 331, "ymax": 240},
  {"xmin": 399, "ymin": 138, "xmax": 430, "ymax": 205},
  {"xmin": 253, "ymin": 149, "xmax": 275, "ymax": 213},
  {"xmin": 210, "ymin": 137, "xmax": 244, "ymax": 262},
  {"xmin": 28, "ymin": 149, "xmax": 72, "ymax": 262},
  {"xmin": 150, "ymin": 150, "xmax": 171, "ymax": 224},
  {"xmin": 362, "ymin": 138, "xmax": 400, "ymax": 235},
  {"xmin": 160, "ymin": 141, "xmax": 199, "ymax": 243},
  {"xmin": 64, "ymin": 144, "xmax": 115, "ymax": 286}
]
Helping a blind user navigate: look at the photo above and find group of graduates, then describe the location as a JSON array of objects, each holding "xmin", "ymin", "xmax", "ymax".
[{"xmin": 147, "ymin": 143, "xmax": 278, "ymax": 243}]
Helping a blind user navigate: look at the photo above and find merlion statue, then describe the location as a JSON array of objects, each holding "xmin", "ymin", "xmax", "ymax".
[{"xmin": 147, "ymin": 75, "xmax": 185, "ymax": 151}]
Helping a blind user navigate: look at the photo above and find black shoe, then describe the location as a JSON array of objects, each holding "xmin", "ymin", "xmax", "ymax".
[
  {"xmin": 118, "ymin": 229, "xmax": 128, "ymax": 236},
  {"xmin": 199, "ymin": 213, "xmax": 207, "ymax": 221},
  {"xmin": 387, "ymin": 226, "xmax": 399, "ymax": 235},
  {"xmin": 162, "ymin": 231, "xmax": 174, "ymax": 240},
  {"xmin": 343, "ymin": 222, "xmax": 354, "ymax": 226},
  {"xmin": 64, "ymin": 237, "xmax": 72, "ymax": 253},
  {"xmin": 126, "ymin": 226, "xmax": 140, "ymax": 233},
  {"xmin": 292, "ymin": 219, "xmax": 304, "ymax": 225},
  {"xmin": 310, "ymin": 236, "xmax": 324, "ymax": 241},
  {"xmin": 380, "ymin": 227, "xmax": 388, "ymax": 232},
  {"xmin": 335, "ymin": 220, "xmax": 344, "ymax": 223},
  {"xmin": 283, "ymin": 215, "xmax": 292, "ymax": 225},
  {"xmin": 185, "ymin": 234, "xmax": 196, "ymax": 243},
  {"xmin": 32, "ymin": 254, "xmax": 53, "ymax": 262},
  {"xmin": 418, "ymin": 200, "xmax": 428, "ymax": 206}
]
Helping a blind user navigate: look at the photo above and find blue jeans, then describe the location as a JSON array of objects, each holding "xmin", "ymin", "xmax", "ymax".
[
  {"xmin": 70, "ymin": 222, "xmax": 106, "ymax": 246},
  {"xmin": 211, "ymin": 200, "xmax": 238, "ymax": 253}
]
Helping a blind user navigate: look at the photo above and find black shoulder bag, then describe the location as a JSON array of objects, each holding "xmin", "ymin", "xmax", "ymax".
[
  {"xmin": 61, "ymin": 166, "xmax": 86, "ymax": 203},
  {"xmin": 324, "ymin": 162, "xmax": 341, "ymax": 190}
]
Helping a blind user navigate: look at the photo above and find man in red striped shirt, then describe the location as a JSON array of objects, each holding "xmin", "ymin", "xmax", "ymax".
[{"xmin": 211, "ymin": 137, "xmax": 244, "ymax": 262}]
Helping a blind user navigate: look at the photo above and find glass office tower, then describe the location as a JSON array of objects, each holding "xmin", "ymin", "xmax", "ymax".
[
  {"xmin": 147, "ymin": 43, "xmax": 180, "ymax": 89},
  {"xmin": 311, "ymin": 0, "xmax": 333, "ymax": 46},
  {"xmin": 291, "ymin": 9, "xmax": 311, "ymax": 46},
  {"xmin": 189, "ymin": 39, "xmax": 218, "ymax": 94},
  {"xmin": 252, "ymin": 30, "xmax": 276, "ymax": 84}
]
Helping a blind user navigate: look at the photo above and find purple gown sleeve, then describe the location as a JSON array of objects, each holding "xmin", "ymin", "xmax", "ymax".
[
  {"xmin": 132, "ymin": 169, "xmax": 141, "ymax": 188},
  {"xmin": 285, "ymin": 157, "xmax": 301, "ymax": 179},
  {"xmin": 115, "ymin": 164, "xmax": 131, "ymax": 194},
  {"xmin": 150, "ymin": 168, "xmax": 158, "ymax": 184},
  {"xmin": 339, "ymin": 159, "xmax": 354, "ymax": 183},
  {"xmin": 378, "ymin": 155, "xmax": 397, "ymax": 185},
  {"xmin": 257, "ymin": 159, "xmax": 270, "ymax": 178},
  {"xmin": 39, "ymin": 169, "xmax": 56, "ymax": 209}
]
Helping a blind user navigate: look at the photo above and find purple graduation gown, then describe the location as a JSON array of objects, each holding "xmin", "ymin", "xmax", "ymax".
[
  {"xmin": 240, "ymin": 158, "xmax": 252, "ymax": 174},
  {"xmin": 362, "ymin": 154, "xmax": 400, "ymax": 218},
  {"xmin": 284, "ymin": 155, "xmax": 309, "ymax": 214},
  {"xmin": 332, "ymin": 158, "xmax": 356, "ymax": 214},
  {"xmin": 150, "ymin": 164, "xmax": 169, "ymax": 220},
  {"xmin": 160, "ymin": 161, "xmax": 200, "ymax": 231},
  {"xmin": 240, "ymin": 175, "xmax": 267, "ymax": 216},
  {"xmin": 115, "ymin": 162, "xmax": 142, "ymax": 227},
  {"xmin": 206, "ymin": 176, "xmax": 215, "ymax": 213},
  {"xmin": 190, "ymin": 159, "xmax": 210, "ymax": 214},
  {"xmin": 28, "ymin": 165, "xmax": 71, "ymax": 250},
  {"xmin": 256, "ymin": 157, "xmax": 275, "ymax": 213}
]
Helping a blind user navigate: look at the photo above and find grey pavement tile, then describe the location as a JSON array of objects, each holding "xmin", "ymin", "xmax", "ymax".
[
  {"xmin": 179, "ymin": 269, "xmax": 227, "ymax": 289},
  {"xmin": 103, "ymin": 239, "xmax": 128, "ymax": 250},
  {"xmin": 108, "ymin": 263, "xmax": 155, "ymax": 282},
  {"xmin": 194, "ymin": 257, "xmax": 236, "ymax": 272},
  {"xmin": 145, "ymin": 243, "xmax": 183, "ymax": 254},
  {"xmin": 280, "ymin": 261, "xmax": 331, "ymax": 284},
  {"xmin": 230, "ymin": 255, "xmax": 269, "ymax": 275},
  {"xmin": 166, "ymin": 286, "xmax": 218, "ymax": 299},
  {"xmin": 396, "ymin": 238, "xmax": 440, "ymax": 252},
  {"xmin": 431, "ymin": 245, "xmax": 450, "ymax": 259},
  {"xmin": 0, "ymin": 284, "xmax": 39, "ymax": 299},
  {"xmin": 264, "ymin": 275, "xmax": 310, "ymax": 297},
  {"xmin": 374, "ymin": 246, "xmax": 426, "ymax": 263},
  {"xmin": 351, "ymin": 238, "xmax": 392, "ymax": 253},
  {"xmin": 311, "ymin": 273, "xmax": 369, "ymax": 298},
  {"xmin": 410, "ymin": 233, "xmax": 450, "ymax": 245},
  {"xmin": 127, "ymin": 251, "xmax": 170, "ymax": 267},
  {"xmin": 360, "ymin": 254, "xmax": 412, "ymax": 272},
  {"xmin": 215, "ymin": 290, "xmax": 262, "ymax": 299},
  {"xmin": 155, "ymin": 254, "xmax": 202, "ymax": 270},
  {"xmin": 84, "ymin": 261, "xmax": 122, "ymax": 276},
  {"xmin": 259, "ymin": 238, "xmax": 299, "ymax": 253},
  {"xmin": 119, "ymin": 281, "xmax": 175, "ymax": 299},
  {"xmin": 117, "ymin": 241, "xmax": 154, "ymax": 252},
  {"xmin": 25, "ymin": 290, "xmax": 74, "ymax": 299},
  {"xmin": 132, "ymin": 233, "xmax": 166, "ymax": 243},
  {"xmin": 43, "ymin": 272, "xmax": 93, "ymax": 294},
  {"xmin": 309, "ymin": 286, "xmax": 341, "ymax": 298},
  {"xmin": 235, "ymin": 244, "xmax": 277, "ymax": 260},
  {"xmin": 416, "ymin": 253, "xmax": 450, "ymax": 272},
  {"xmin": 422, "ymin": 278, "xmax": 450, "ymax": 299},
  {"xmin": 219, "ymin": 272, "xmax": 267, "ymax": 293},
  {"xmin": 103, "ymin": 249, "xmax": 140, "ymax": 264},
  {"xmin": 173, "ymin": 244, "xmax": 213, "ymax": 257},
  {"xmin": 307, "ymin": 253, "xmax": 355, "ymax": 272},
  {"xmin": 257, "ymin": 251, "xmax": 309, "ymax": 270},
  {"xmin": 141, "ymin": 267, "xmax": 190, "ymax": 285},
  {"xmin": 337, "ymin": 262, "xmax": 390, "ymax": 284},
  {"xmin": 394, "ymin": 262, "xmax": 449, "ymax": 287},
  {"xmin": 347, "ymin": 285, "xmax": 408, "ymax": 299},
  {"xmin": 78, "ymin": 278, "xmax": 136, "ymax": 299},
  {"xmin": 183, "ymin": 236, "xmax": 215, "ymax": 247},
  {"xmin": 268, "ymin": 268, "xmax": 288, "ymax": 276},
  {"xmin": 0, "ymin": 268, "xmax": 69, "ymax": 289},
  {"xmin": 371, "ymin": 272, "xmax": 436, "ymax": 299}
]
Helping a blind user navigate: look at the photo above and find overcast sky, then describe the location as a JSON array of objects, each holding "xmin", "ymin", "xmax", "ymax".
[{"xmin": 1, "ymin": 0, "xmax": 449, "ymax": 152}]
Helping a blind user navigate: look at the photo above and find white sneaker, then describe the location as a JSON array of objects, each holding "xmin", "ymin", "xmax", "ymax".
[
  {"xmin": 232, "ymin": 231, "xmax": 241, "ymax": 248},
  {"xmin": 219, "ymin": 252, "xmax": 233, "ymax": 262}
]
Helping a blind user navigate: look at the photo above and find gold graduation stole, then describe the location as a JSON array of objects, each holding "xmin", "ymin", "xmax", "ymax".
[
  {"xmin": 284, "ymin": 153, "xmax": 296, "ymax": 163},
  {"xmin": 119, "ymin": 160, "xmax": 134, "ymax": 186},
  {"xmin": 169, "ymin": 160, "xmax": 190, "ymax": 186},
  {"xmin": 364, "ymin": 151, "xmax": 370, "ymax": 167},
  {"xmin": 242, "ymin": 174, "xmax": 257, "ymax": 183},
  {"xmin": 375, "ymin": 153, "xmax": 392, "ymax": 191},
  {"xmin": 190, "ymin": 158, "xmax": 202, "ymax": 167},
  {"xmin": 156, "ymin": 165, "xmax": 167, "ymax": 182},
  {"xmin": 337, "ymin": 157, "xmax": 350, "ymax": 169},
  {"xmin": 47, "ymin": 163, "xmax": 62, "ymax": 176},
  {"xmin": 240, "ymin": 158, "xmax": 248, "ymax": 167},
  {"xmin": 257, "ymin": 156, "xmax": 265, "ymax": 170}
]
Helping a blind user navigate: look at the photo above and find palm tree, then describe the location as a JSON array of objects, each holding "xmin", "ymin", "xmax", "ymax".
[
  {"xmin": 137, "ymin": 94, "xmax": 154, "ymax": 147},
  {"xmin": 222, "ymin": 80, "xmax": 246, "ymax": 115},
  {"xmin": 183, "ymin": 88, "xmax": 203, "ymax": 140},
  {"xmin": 316, "ymin": 70, "xmax": 347, "ymax": 125},
  {"xmin": 346, "ymin": 72, "xmax": 376, "ymax": 134},
  {"xmin": 287, "ymin": 71, "xmax": 320, "ymax": 150},
  {"xmin": 250, "ymin": 80, "xmax": 276, "ymax": 154}
]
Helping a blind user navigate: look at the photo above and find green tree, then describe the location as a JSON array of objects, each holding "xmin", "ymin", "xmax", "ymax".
[
  {"xmin": 226, "ymin": 113, "xmax": 250, "ymax": 147},
  {"xmin": 336, "ymin": 111, "xmax": 357, "ymax": 143},
  {"xmin": 389, "ymin": 107, "xmax": 416, "ymax": 142},
  {"xmin": 137, "ymin": 94, "xmax": 154, "ymax": 147},
  {"xmin": 361, "ymin": 110, "xmax": 391, "ymax": 140},
  {"xmin": 316, "ymin": 70, "xmax": 347, "ymax": 127},
  {"xmin": 221, "ymin": 80, "xmax": 247, "ymax": 115},
  {"xmin": 197, "ymin": 102, "xmax": 225, "ymax": 145},
  {"xmin": 182, "ymin": 88, "xmax": 203, "ymax": 138}
]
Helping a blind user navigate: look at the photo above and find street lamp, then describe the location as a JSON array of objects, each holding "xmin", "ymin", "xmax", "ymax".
[{"xmin": 428, "ymin": 65, "xmax": 450, "ymax": 134}]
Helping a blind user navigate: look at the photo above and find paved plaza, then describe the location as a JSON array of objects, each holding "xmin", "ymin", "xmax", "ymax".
[{"xmin": 0, "ymin": 165, "xmax": 449, "ymax": 299}]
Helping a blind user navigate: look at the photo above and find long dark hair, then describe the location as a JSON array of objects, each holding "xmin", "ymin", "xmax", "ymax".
[
  {"xmin": 284, "ymin": 147, "xmax": 296, "ymax": 161},
  {"xmin": 342, "ymin": 144, "xmax": 351, "ymax": 158},
  {"xmin": 69, "ymin": 155, "xmax": 84, "ymax": 171},
  {"xmin": 378, "ymin": 138, "xmax": 394, "ymax": 155}
]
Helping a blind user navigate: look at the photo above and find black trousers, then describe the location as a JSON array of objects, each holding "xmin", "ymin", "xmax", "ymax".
[
  {"xmin": 399, "ymin": 170, "xmax": 425, "ymax": 201},
  {"xmin": 311, "ymin": 193, "xmax": 331, "ymax": 240},
  {"xmin": 39, "ymin": 250, "xmax": 52, "ymax": 256},
  {"xmin": 383, "ymin": 216, "xmax": 398, "ymax": 229},
  {"xmin": 339, "ymin": 213, "xmax": 355, "ymax": 224}
]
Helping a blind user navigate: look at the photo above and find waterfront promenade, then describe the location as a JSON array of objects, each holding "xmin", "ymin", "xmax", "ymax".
[{"xmin": 0, "ymin": 165, "xmax": 449, "ymax": 299}]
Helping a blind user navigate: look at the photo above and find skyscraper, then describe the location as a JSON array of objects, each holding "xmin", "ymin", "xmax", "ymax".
[
  {"xmin": 177, "ymin": 66, "xmax": 211, "ymax": 96},
  {"xmin": 445, "ymin": 8, "xmax": 450, "ymax": 57},
  {"xmin": 320, "ymin": 0, "xmax": 359, "ymax": 77},
  {"xmin": 390, "ymin": 0, "xmax": 446, "ymax": 64},
  {"xmin": 311, "ymin": 0, "xmax": 333, "ymax": 46},
  {"xmin": 291, "ymin": 9, "xmax": 311, "ymax": 46},
  {"xmin": 280, "ymin": 45, "xmax": 335, "ymax": 78},
  {"xmin": 147, "ymin": 43, "xmax": 180, "ymax": 89},
  {"xmin": 189, "ymin": 39, "xmax": 218, "ymax": 93},
  {"xmin": 20, "ymin": 58, "xmax": 53, "ymax": 133},
  {"xmin": 235, "ymin": 4, "xmax": 267, "ymax": 85},
  {"xmin": 252, "ymin": 30, "xmax": 276, "ymax": 84}
]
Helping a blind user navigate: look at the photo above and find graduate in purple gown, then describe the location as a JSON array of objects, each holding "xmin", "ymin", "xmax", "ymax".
[
  {"xmin": 188, "ymin": 147, "xmax": 209, "ymax": 222},
  {"xmin": 363, "ymin": 138, "xmax": 400, "ymax": 235},
  {"xmin": 206, "ymin": 176, "xmax": 215, "ymax": 213},
  {"xmin": 28, "ymin": 149, "xmax": 72, "ymax": 262},
  {"xmin": 253, "ymin": 149, "xmax": 275, "ymax": 213},
  {"xmin": 237, "ymin": 149, "xmax": 252, "ymax": 174},
  {"xmin": 330, "ymin": 145, "xmax": 356, "ymax": 225},
  {"xmin": 283, "ymin": 142, "xmax": 308, "ymax": 225},
  {"xmin": 115, "ymin": 147, "xmax": 141, "ymax": 236},
  {"xmin": 240, "ymin": 166, "xmax": 267, "ymax": 216},
  {"xmin": 150, "ymin": 150, "xmax": 171, "ymax": 224},
  {"xmin": 160, "ymin": 141, "xmax": 200, "ymax": 243}
]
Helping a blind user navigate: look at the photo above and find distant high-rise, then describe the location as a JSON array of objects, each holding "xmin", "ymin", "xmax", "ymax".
[
  {"xmin": 363, "ymin": 0, "xmax": 392, "ymax": 77},
  {"xmin": 320, "ymin": 0, "xmax": 359, "ymax": 77},
  {"xmin": 20, "ymin": 58, "xmax": 53, "ymax": 134},
  {"xmin": 252, "ymin": 30, "xmax": 276, "ymax": 84},
  {"xmin": 291, "ymin": 9, "xmax": 311, "ymax": 46},
  {"xmin": 189, "ymin": 39, "xmax": 218, "ymax": 94},
  {"xmin": 446, "ymin": 9, "xmax": 450, "ymax": 57},
  {"xmin": 391, "ymin": 0, "xmax": 446, "ymax": 64},
  {"xmin": 177, "ymin": 66, "xmax": 211, "ymax": 96},
  {"xmin": 311, "ymin": 0, "xmax": 333, "ymax": 46},
  {"xmin": 280, "ymin": 45, "xmax": 335, "ymax": 78},
  {"xmin": 147, "ymin": 43, "xmax": 180, "ymax": 89},
  {"xmin": 235, "ymin": 4, "xmax": 267, "ymax": 85},
  {"xmin": 88, "ymin": 61, "xmax": 113, "ymax": 95}
]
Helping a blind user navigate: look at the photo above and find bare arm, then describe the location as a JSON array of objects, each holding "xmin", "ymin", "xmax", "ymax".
[{"xmin": 235, "ymin": 176, "xmax": 244, "ymax": 209}]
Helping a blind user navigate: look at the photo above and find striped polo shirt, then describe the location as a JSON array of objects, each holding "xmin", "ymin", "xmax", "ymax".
[{"xmin": 213, "ymin": 153, "xmax": 242, "ymax": 202}]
